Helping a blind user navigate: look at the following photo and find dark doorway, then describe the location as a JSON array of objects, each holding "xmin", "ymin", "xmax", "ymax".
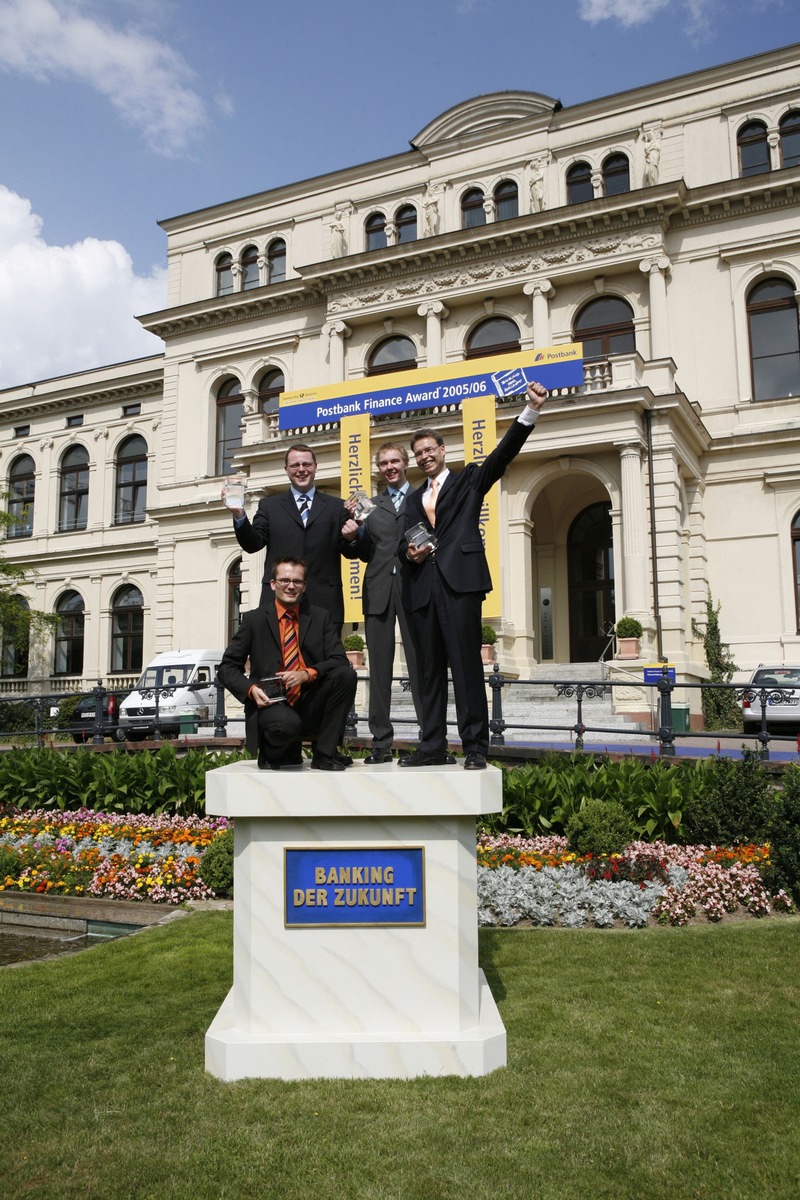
[{"xmin": 568, "ymin": 501, "xmax": 615, "ymax": 662}]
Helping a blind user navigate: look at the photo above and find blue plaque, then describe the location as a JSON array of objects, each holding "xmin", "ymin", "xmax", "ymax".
[{"xmin": 285, "ymin": 847, "xmax": 425, "ymax": 928}]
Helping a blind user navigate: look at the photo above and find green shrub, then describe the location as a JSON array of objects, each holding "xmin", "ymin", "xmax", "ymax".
[
  {"xmin": 761, "ymin": 764, "xmax": 800, "ymax": 904},
  {"xmin": 0, "ymin": 700, "xmax": 39, "ymax": 736},
  {"xmin": 199, "ymin": 828, "xmax": 234, "ymax": 898},
  {"xmin": 565, "ymin": 798, "xmax": 635, "ymax": 857},
  {"xmin": 680, "ymin": 750, "xmax": 779, "ymax": 846}
]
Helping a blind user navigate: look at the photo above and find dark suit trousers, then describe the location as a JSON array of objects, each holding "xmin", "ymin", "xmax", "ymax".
[
  {"xmin": 256, "ymin": 664, "xmax": 357, "ymax": 760},
  {"xmin": 365, "ymin": 572, "xmax": 422, "ymax": 750},
  {"xmin": 409, "ymin": 566, "xmax": 487, "ymax": 756}
]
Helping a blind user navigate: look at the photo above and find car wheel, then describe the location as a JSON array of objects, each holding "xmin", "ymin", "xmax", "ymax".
[{"xmin": 113, "ymin": 727, "xmax": 127, "ymax": 742}]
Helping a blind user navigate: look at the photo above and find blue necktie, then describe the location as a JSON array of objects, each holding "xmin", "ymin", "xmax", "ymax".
[
  {"xmin": 298, "ymin": 496, "xmax": 310, "ymax": 525},
  {"xmin": 391, "ymin": 490, "xmax": 402, "ymax": 512}
]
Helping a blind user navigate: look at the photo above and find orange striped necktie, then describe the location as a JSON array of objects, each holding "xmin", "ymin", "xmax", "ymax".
[
  {"xmin": 423, "ymin": 478, "xmax": 439, "ymax": 527},
  {"xmin": 281, "ymin": 610, "xmax": 301, "ymax": 705}
]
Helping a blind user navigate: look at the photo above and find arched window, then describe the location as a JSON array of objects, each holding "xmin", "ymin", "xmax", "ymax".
[
  {"xmin": 216, "ymin": 379, "xmax": 243, "ymax": 475},
  {"xmin": 573, "ymin": 297, "xmax": 635, "ymax": 361},
  {"xmin": 241, "ymin": 245, "xmax": 260, "ymax": 290},
  {"xmin": 365, "ymin": 212, "xmax": 387, "ymax": 251},
  {"xmin": 367, "ymin": 336, "xmax": 417, "ymax": 376},
  {"xmin": 258, "ymin": 368, "xmax": 285, "ymax": 416},
  {"xmin": 1, "ymin": 595, "xmax": 30, "ymax": 678},
  {"xmin": 215, "ymin": 252, "xmax": 234, "ymax": 296},
  {"xmin": 567, "ymin": 501, "xmax": 615, "ymax": 662},
  {"xmin": 7, "ymin": 454, "xmax": 35, "ymax": 538},
  {"xmin": 114, "ymin": 435, "xmax": 147, "ymax": 525},
  {"xmin": 567, "ymin": 161, "xmax": 593, "ymax": 204},
  {"xmin": 461, "ymin": 188, "xmax": 485, "ymax": 229},
  {"xmin": 228, "ymin": 559, "xmax": 242, "ymax": 645},
  {"xmin": 58, "ymin": 445, "xmax": 89, "ymax": 532},
  {"xmin": 267, "ymin": 238, "xmax": 286, "ymax": 284},
  {"xmin": 54, "ymin": 591, "xmax": 85, "ymax": 676},
  {"xmin": 793, "ymin": 510, "xmax": 800, "ymax": 633},
  {"xmin": 466, "ymin": 317, "xmax": 521, "ymax": 359},
  {"xmin": 780, "ymin": 111, "xmax": 800, "ymax": 169},
  {"xmin": 602, "ymin": 153, "xmax": 630, "ymax": 196},
  {"xmin": 738, "ymin": 121, "xmax": 770, "ymax": 177},
  {"xmin": 494, "ymin": 180, "xmax": 518, "ymax": 221},
  {"xmin": 747, "ymin": 277, "xmax": 800, "ymax": 401},
  {"xmin": 110, "ymin": 585, "xmax": 144, "ymax": 673},
  {"xmin": 395, "ymin": 205, "xmax": 417, "ymax": 244}
]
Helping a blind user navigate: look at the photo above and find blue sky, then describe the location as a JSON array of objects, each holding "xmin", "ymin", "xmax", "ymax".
[{"xmin": 0, "ymin": 0, "xmax": 797, "ymax": 388}]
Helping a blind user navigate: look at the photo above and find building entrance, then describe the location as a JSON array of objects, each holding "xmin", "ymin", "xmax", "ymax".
[{"xmin": 567, "ymin": 501, "xmax": 615, "ymax": 662}]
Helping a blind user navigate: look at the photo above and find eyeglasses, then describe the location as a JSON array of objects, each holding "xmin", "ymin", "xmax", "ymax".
[{"xmin": 274, "ymin": 578, "xmax": 306, "ymax": 588}]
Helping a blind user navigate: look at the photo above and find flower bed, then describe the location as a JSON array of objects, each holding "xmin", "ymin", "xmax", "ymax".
[{"xmin": 0, "ymin": 809, "xmax": 229, "ymax": 904}]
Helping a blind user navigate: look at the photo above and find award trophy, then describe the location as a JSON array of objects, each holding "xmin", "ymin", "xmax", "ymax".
[
  {"xmin": 223, "ymin": 473, "xmax": 247, "ymax": 510},
  {"xmin": 406, "ymin": 522, "xmax": 438, "ymax": 554},
  {"xmin": 349, "ymin": 490, "xmax": 377, "ymax": 523},
  {"xmin": 259, "ymin": 677, "xmax": 288, "ymax": 702}
]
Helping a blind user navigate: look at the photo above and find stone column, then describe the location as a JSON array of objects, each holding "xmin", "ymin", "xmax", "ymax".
[
  {"xmin": 617, "ymin": 442, "xmax": 650, "ymax": 619},
  {"xmin": 639, "ymin": 255, "xmax": 671, "ymax": 359},
  {"xmin": 417, "ymin": 301, "xmax": 449, "ymax": 366},
  {"xmin": 768, "ymin": 129, "xmax": 781, "ymax": 171},
  {"xmin": 523, "ymin": 278, "xmax": 554, "ymax": 348},
  {"xmin": 323, "ymin": 320, "xmax": 351, "ymax": 382}
]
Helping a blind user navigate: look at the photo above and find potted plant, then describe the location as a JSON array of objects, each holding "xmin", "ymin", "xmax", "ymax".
[
  {"xmin": 343, "ymin": 632, "xmax": 366, "ymax": 667},
  {"xmin": 614, "ymin": 616, "xmax": 643, "ymax": 660},
  {"xmin": 481, "ymin": 623, "xmax": 498, "ymax": 665}
]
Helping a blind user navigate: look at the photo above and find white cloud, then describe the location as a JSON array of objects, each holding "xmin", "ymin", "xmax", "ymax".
[
  {"xmin": 0, "ymin": 0, "xmax": 210, "ymax": 156},
  {"xmin": 0, "ymin": 185, "xmax": 165, "ymax": 389},
  {"xmin": 579, "ymin": 0, "xmax": 674, "ymax": 25}
]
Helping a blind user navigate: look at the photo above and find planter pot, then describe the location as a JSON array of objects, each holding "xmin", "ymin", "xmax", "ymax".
[
  {"xmin": 346, "ymin": 650, "xmax": 364, "ymax": 668},
  {"xmin": 481, "ymin": 644, "xmax": 495, "ymax": 665},
  {"xmin": 615, "ymin": 637, "xmax": 640, "ymax": 660}
]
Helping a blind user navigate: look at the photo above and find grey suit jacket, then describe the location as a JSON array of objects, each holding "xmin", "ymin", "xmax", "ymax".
[{"xmin": 347, "ymin": 490, "xmax": 408, "ymax": 617}]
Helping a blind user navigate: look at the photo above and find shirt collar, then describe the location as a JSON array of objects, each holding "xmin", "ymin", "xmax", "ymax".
[
  {"xmin": 290, "ymin": 484, "xmax": 315, "ymax": 503},
  {"xmin": 274, "ymin": 598, "xmax": 300, "ymax": 621},
  {"xmin": 427, "ymin": 468, "xmax": 449, "ymax": 489}
]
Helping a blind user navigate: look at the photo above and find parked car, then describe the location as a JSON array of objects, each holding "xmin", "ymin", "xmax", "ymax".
[
  {"xmin": 118, "ymin": 649, "xmax": 222, "ymax": 739},
  {"xmin": 740, "ymin": 665, "xmax": 800, "ymax": 731},
  {"xmin": 69, "ymin": 691, "xmax": 129, "ymax": 743}
]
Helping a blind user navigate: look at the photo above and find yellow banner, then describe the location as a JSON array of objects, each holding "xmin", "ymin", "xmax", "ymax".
[
  {"xmin": 462, "ymin": 395, "xmax": 501, "ymax": 623},
  {"xmin": 340, "ymin": 414, "xmax": 371, "ymax": 625}
]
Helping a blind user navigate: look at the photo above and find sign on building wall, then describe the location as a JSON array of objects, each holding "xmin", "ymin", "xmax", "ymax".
[{"xmin": 284, "ymin": 846, "xmax": 425, "ymax": 927}]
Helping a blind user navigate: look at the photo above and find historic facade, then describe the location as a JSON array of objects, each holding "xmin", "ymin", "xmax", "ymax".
[{"xmin": 2, "ymin": 43, "xmax": 800, "ymax": 717}]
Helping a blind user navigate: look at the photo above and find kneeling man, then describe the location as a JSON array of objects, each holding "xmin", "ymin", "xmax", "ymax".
[{"xmin": 218, "ymin": 556, "xmax": 357, "ymax": 772}]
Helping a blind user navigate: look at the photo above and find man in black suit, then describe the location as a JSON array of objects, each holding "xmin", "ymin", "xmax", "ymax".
[
  {"xmin": 399, "ymin": 380, "xmax": 548, "ymax": 771},
  {"xmin": 227, "ymin": 443, "xmax": 359, "ymax": 628},
  {"xmin": 345, "ymin": 442, "xmax": 423, "ymax": 763},
  {"xmin": 218, "ymin": 557, "xmax": 357, "ymax": 772}
]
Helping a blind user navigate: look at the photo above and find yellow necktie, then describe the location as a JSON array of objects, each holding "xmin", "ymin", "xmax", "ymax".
[{"xmin": 423, "ymin": 478, "xmax": 439, "ymax": 527}]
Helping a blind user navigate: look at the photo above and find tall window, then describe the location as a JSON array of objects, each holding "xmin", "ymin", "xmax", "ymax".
[
  {"xmin": 747, "ymin": 277, "xmax": 800, "ymax": 401},
  {"xmin": 738, "ymin": 121, "xmax": 770, "ymax": 177},
  {"xmin": 602, "ymin": 153, "xmax": 630, "ymax": 196},
  {"xmin": 58, "ymin": 445, "xmax": 89, "ymax": 532},
  {"xmin": 215, "ymin": 253, "xmax": 234, "ymax": 296},
  {"xmin": 114, "ymin": 435, "xmax": 147, "ymax": 525},
  {"xmin": 258, "ymin": 368, "xmax": 285, "ymax": 416},
  {"xmin": 228, "ymin": 559, "xmax": 242, "ymax": 645},
  {"xmin": 573, "ymin": 297, "xmax": 635, "ymax": 360},
  {"xmin": 241, "ymin": 245, "xmax": 260, "ymax": 290},
  {"xmin": 466, "ymin": 317, "xmax": 520, "ymax": 359},
  {"xmin": 395, "ymin": 205, "xmax": 417, "ymax": 243},
  {"xmin": 267, "ymin": 238, "xmax": 286, "ymax": 284},
  {"xmin": 780, "ymin": 111, "xmax": 800, "ymax": 169},
  {"xmin": 494, "ymin": 180, "xmax": 518, "ymax": 221},
  {"xmin": 54, "ymin": 591, "xmax": 85, "ymax": 676},
  {"xmin": 111, "ymin": 585, "xmax": 144, "ymax": 673},
  {"xmin": 793, "ymin": 510, "xmax": 800, "ymax": 633},
  {"xmin": 567, "ymin": 161, "xmax": 593, "ymax": 204},
  {"xmin": 216, "ymin": 379, "xmax": 243, "ymax": 475},
  {"xmin": 7, "ymin": 454, "xmax": 35, "ymax": 538},
  {"xmin": 365, "ymin": 213, "xmax": 387, "ymax": 251},
  {"xmin": 1, "ymin": 595, "xmax": 29, "ymax": 678},
  {"xmin": 367, "ymin": 336, "xmax": 417, "ymax": 375},
  {"xmin": 461, "ymin": 188, "xmax": 485, "ymax": 229}
]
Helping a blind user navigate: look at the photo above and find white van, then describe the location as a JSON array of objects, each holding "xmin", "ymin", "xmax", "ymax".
[{"xmin": 118, "ymin": 649, "xmax": 223, "ymax": 739}]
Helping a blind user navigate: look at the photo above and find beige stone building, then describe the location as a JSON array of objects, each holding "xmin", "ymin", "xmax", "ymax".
[{"xmin": 2, "ymin": 43, "xmax": 800, "ymax": 719}]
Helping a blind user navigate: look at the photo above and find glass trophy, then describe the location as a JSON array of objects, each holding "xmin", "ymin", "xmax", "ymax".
[
  {"xmin": 349, "ymin": 490, "xmax": 377, "ymax": 522},
  {"xmin": 259, "ymin": 676, "xmax": 287, "ymax": 702},
  {"xmin": 223, "ymin": 473, "xmax": 247, "ymax": 510},
  {"xmin": 406, "ymin": 522, "xmax": 438, "ymax": 553}
]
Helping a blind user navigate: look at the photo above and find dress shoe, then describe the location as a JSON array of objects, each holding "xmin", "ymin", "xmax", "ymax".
[
  {"xmin": 463, "ymin": 752, "xmax": 488, "ymax": 770},
  {"xmin": 281, "ymin": 753, "xmax": 305, "ymax": 767},
  {"xmin": 311, "ymin": 753, "xmax": 347, "ymax": 772},
  {"xmin": 335, "ymin": 751, "xmax": 353, "ymax": 767},
  {"xmin": 364, "ymin": 749, "xmax": 392, "ymax": 764},
  {"xmin": 398, "ymin": 750, "xmax": 456, "ymax": 768},
  {"xmin": 257, "ymin": 747, "xmax": 281, "ymax": 770}
]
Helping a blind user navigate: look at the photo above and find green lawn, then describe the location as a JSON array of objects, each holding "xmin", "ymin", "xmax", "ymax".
[{"xmin": 3, "ymin": 912, "xmax": 799, "ymax": 1200}]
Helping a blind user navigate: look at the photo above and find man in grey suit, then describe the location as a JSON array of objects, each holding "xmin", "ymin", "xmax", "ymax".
[{"xmin": 346, "ymin": 443, "xmax": 423, "ymax": 763}]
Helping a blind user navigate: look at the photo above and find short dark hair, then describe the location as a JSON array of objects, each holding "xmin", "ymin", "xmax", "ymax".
[
  {"xmin": 284, "ymin": 443, "xmax": 317, "ymax": 467},
  {"xmin": 410, "ymin": 428, "xmax": 444, "ymax": 451},
  {"xmin": 375, "ymin": 441, "xmax": 409, "ymax": 468},
  {"xmin": 270, "ymin": 556, "xmax": 307, "ymax": 580}
]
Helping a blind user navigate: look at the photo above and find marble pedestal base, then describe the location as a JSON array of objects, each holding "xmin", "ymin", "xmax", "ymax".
[{"xmin": 204, "ymin": 760, "xmax": 506, "ymax": 1081}]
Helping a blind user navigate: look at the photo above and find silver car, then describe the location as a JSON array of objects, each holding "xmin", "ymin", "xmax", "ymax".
[{"xmin": 741, "ymin": 666, "xmax": 800, "ymax": 730}]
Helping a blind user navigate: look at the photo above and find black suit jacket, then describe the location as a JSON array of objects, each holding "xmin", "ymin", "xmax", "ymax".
[
  {"xmin": 233, "ymin": 489, "xmax": 350, "ymax": 624},
  {"xmin": 400, "ymin": 417, "xmax": 537, "ymax": 611},
  {"xmin": 218, "ymin": 602, "xmax": 349, "ymax": 753}
]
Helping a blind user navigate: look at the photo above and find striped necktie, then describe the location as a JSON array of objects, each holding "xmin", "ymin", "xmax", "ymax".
[
  {"xmin": 391, "ymin": 489, "xmax": 403, "ymax": 512},
  {"xmin": 297, "ymin": 496, "xmax": 310, "ymax": 525},
  {"xmin": 281, "ymin": 610, "xmax": 301, "ymax": 705}
]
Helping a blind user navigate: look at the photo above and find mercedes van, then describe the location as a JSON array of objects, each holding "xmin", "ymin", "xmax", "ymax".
[{"xmin": 118, "ymin": 649, "xmax": 223, "ymax": 739}]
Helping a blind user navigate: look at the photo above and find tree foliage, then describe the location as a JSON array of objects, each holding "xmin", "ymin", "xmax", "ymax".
[{"xmin": 692, "ymin": 591, "xmax": 740, "ymax": 730}]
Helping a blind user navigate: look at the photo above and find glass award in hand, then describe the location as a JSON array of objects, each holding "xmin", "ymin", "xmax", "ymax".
[
  {"xmin": 223, "ymin": 473, "xmax": 247, "ymax": 510},
  {"xmin": 259, "ymin": 676, "xmax": 287, "ymax": 702},
  {"xmin": 406, "ymin": 522, "xmax": 438, "ymax": 554},
  {"xmin": 349, "ymin": 490, "xmax": 377, "ymax": 522}
]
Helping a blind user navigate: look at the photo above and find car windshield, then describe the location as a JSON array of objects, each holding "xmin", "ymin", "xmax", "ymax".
[
  {"xmin": 753, "ymin": 669, "xmax": 800, "ymax": 687},
  {"xmin": 137, "ymin": 665, "xmax": 194, "ymax": 688}
]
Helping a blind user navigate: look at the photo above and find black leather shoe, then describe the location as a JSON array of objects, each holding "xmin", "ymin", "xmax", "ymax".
[
  {"xmin": 335, "ymin": 751, "xmax": 353, "ymax": 767},
  {"xmin": 463, "ymin": 752, "xmax": 488, "ymax": 770},
  {"xmin": 281, "ymin": 753, "xmax": 304, "ymax": 767},
  {"xmin": 257, "ymin": 747, "xmax": 281, "ymax": 770},
  {"xmin": 364, "ymin": 749, "xmax": 392, "ymax": 764},
  {"xmin": 398, "ymin": 750, "xmax": 455, "ymax": 767},
  {"xmin": 311, "ymin": 753, "xmax": 347, "ymax": 772}
]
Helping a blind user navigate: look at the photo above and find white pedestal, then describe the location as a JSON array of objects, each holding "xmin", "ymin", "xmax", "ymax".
[{"xmin": 204, "ymin": 760, "xmax": 506, "ymax": 1081}]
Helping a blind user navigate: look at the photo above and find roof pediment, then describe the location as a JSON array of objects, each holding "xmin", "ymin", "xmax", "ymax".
[{"xmin": 411, "ymin": 91, "xmax": 559, "ymax": 148}]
